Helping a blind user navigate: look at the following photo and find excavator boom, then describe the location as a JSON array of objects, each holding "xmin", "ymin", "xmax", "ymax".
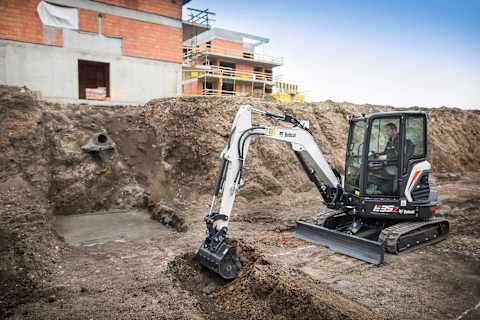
[{"xmin": 197, "ymin": 105, "xmax": 342, "ymax": 279}]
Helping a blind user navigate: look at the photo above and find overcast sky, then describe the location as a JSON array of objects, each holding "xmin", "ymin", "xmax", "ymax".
[{"xmin": 186, "ymin": 0, "xmax": 480, "ymax": 108}]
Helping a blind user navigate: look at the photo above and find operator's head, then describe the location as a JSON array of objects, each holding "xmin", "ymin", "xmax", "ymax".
[{"xmin": 383, "ymin": 123, "xmax": 397, "ymax": 139}]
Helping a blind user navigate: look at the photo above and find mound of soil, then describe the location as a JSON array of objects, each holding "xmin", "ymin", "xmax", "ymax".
[{"xmin": 168, "ymin": 241, "xmax": 381, "ymax": 320}]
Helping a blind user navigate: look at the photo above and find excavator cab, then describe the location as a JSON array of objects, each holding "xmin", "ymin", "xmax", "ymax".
[
  {"xmin": 345, "ymin": 113, "xmax": 429, "ymax": 208},
  {"xmin": 342, "ymin": 112, "xmax": 436, "ymax": 219}
]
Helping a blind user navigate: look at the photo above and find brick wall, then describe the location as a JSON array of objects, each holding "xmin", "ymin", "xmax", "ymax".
[
  {"xmin": 0, "ymin": 0, "xmax": 62, "ymax": 46},
  {"xmin": 102, "ymin": 14, "xmax": 182, "ymax": 63},
  {"xmin": 210, "ymin": 39, "xmax": 243, "ymax": 58},
  {"xmin": 183, "ymin": 79, "xmax": 202, "ymax": 95},
  {"xmin": 77, "ymin": 2, "xmax": 183, "ymax": 63},
  {"xmin": 79, "ymin": 9, "xmax": 99, "ymax": 33},
  {"xmin": 0, "ymin": 0, "xmax": 182, "ymax": 64},
  {"xmin": 95, "ymin": 0, "xmax": 182, "ymax": 19},
  {"xmin": 236, "ymin": 83, "xmax": 253, "ymax": 95},
  {"xmin": 236, "ymin": 63, "xmax": 254, "ymax": 74}
]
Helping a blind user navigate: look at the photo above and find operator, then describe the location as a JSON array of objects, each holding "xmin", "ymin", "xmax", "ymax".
[
  {"xmin": 378, "ymin": 123, "xmax": 399, "ymax": 161},
  {"xmin": 374, "ymin": 122, "xmax": 399, "ymax": 195}
]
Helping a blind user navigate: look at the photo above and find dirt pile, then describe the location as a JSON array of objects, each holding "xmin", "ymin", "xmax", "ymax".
[
  {"xmin": 168, "ymin": 242, "xmax": 382, "ymax": 320},
  {"xmin": 427, "ymin": 108, "xmax": 480, "ymax": 173}
]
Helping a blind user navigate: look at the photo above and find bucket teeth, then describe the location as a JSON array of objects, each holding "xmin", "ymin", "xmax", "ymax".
[{"xmin": 196, "ymin": 240, "xmax": 241, "ymax": 280}]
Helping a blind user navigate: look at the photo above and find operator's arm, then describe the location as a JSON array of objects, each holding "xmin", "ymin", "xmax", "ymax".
[{"xmin": 384, "ymin": 135, "xmax": 400, "ymax": 160}]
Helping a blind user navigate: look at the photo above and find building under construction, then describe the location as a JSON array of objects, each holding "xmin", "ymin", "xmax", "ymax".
[{"xmin": 182, "ymin": 27, "xmax": 303, "ymax": 101}]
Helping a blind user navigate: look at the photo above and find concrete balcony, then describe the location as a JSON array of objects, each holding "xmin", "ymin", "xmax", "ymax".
[{"xmin": 183, "ymin": 45, "xmax": 283, "ymax": 67}]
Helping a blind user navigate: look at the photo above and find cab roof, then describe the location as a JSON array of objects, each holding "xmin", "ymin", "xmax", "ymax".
[{"xmin": 349, "ymin": 111, "xmax": 426, "ymax": 121}]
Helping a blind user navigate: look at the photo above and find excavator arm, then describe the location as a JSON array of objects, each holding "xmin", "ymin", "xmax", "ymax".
[{"xmin": 197, "ymin": 105, "xmax": 343, "ymax": 279}]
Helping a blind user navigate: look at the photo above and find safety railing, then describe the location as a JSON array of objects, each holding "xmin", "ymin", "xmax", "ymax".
[
  {"xmin": 202, "ymin": 88, "xmax": 236, "ymax": 96},
  {"xmin": 182, "ymin": 87, "xmax": 272, "ymax": 98},
  {"xmin": 200, "ymin": 88, "xmax": 268, "ymax": 97},
  {"xmin": 183, "ymin": 45, "xmax": 283, "ymax": 66},
  {"xmin": 182, "ymin": 66, "xmax": 275, "ymax": 83}
]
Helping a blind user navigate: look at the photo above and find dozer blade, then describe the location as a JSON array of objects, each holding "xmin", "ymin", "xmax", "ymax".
[
  {"xmin": 196, "ymin": 240, "xmax": 241, "ymax": 280},
  {"xmin": 296, "ymin": 221, "xmax": 385, "ymax": 265}
]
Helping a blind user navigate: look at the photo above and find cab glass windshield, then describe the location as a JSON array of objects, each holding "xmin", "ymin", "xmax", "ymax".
[{"xmin": 345, "ymin": 119, "xmax": 365, "ymax": 193}]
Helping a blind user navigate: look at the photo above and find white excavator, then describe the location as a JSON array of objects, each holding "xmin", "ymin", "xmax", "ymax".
[{"xmin": 197, "ymin": 105, "xmax": 449, "ymax": 279}]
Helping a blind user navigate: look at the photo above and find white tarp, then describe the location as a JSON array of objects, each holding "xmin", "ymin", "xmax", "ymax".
[{"xmin": 37, "ymin": 1, "xmax": 78, "ymax": 30}]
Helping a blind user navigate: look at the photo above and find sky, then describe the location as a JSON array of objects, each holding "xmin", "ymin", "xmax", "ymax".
[{"xmin": 185, "ymin": 0, "xmax": 480, "ymax": 108}]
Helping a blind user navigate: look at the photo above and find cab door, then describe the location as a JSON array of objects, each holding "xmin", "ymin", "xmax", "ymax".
[
  {"xmin": 365, "ymin": 116, "xmax": 401, "ymax": 197},
  {"xmin": 344, "ymin": 119, "xmax": 366, "ymax": 196},
  {"xmin": 401, "ymin": 114, "xmax": 429, "ymax": 201}
]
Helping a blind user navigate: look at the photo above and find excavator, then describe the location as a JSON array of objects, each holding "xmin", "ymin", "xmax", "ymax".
[{"xmin": 197, "ymin": 105, "xmax": 449, "ymax": 279}]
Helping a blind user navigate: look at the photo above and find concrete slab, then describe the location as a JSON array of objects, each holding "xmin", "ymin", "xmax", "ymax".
[{"xmin": 55, "ymin": 209, "xmax": 171, "ymax": 246}]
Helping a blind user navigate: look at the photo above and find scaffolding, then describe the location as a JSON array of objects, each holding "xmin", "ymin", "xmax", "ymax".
[
  {"xmin": 185, "ymin": 8, "xmax": 215, "ymax": 27},
  {"xmin": 272, "ymin": 81, "xmax": 306, "ymax": 103},
  {"xmin": 182, "ymin": 66, "xmax": 281, "ymax": 98}
]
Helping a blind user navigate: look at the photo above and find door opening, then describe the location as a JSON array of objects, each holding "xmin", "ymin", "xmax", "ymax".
[{"xmin": 78, "ymin": 60, "xmax": 110, "ymax": 100}]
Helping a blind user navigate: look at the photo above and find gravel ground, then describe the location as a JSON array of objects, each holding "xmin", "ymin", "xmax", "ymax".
[{"xmin": 5, "ymin": 175, "xmax": 479, "ymax": 320}]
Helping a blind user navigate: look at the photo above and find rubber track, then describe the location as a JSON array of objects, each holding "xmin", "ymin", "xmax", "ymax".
[{"xmin": 379, "ymin": 217, "xmax": 449, "ymax": 254}]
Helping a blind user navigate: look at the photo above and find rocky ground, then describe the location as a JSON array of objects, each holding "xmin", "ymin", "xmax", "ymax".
[{"xmin": 1, "ymin": 86, "xmax": 479, "ymax": 319}]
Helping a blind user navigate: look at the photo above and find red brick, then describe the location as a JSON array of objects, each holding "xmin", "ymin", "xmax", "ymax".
[
  {"xmin": 79, "ymin": 9, "xmax": 98, "ymax": 33},
  {"xmin": 0, "ymin": 0, "xmax": 63, "ymax": 47},
  {"xmin": 210, "ymin": 39, "xmax": 244, "ymax": 58},
  {"xmin": 94, "ymin": 0, "xmax": 182, "ymax": 20},
  {"xmin": 102, "ymin": 14, "xmax": 182, "ymax": 63}
]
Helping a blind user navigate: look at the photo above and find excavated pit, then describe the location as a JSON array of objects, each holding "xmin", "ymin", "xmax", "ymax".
[{"xmin": 54, "ymin": 209, "xmax": 173, "ymax": 246}]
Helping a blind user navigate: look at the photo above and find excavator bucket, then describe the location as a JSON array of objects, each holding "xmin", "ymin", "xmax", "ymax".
[
  {"xmin": 196, "ymin": 240, "xmax": 241, "ymax": 280},
  {"xmin": 296, "ymin": 221, "xmax": 385, "ymax": 265}
]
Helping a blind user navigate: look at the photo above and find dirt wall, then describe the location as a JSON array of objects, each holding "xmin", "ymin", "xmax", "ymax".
[{"xmin": 3, "ymin": 86, "xmax": 478, "ymax": 215}]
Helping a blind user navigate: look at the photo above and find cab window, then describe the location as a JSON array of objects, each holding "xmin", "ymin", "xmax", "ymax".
[
  {"xmin": 405, "ymin": 116, "xmax": 426, "ymax": 161},
  {"xmin": 345, "ymin": 120, "xmax": 365, "ymax": 193},
  {"xmin": 366, "ymin": 117, "xmax": 400, "ymax": 196}
]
